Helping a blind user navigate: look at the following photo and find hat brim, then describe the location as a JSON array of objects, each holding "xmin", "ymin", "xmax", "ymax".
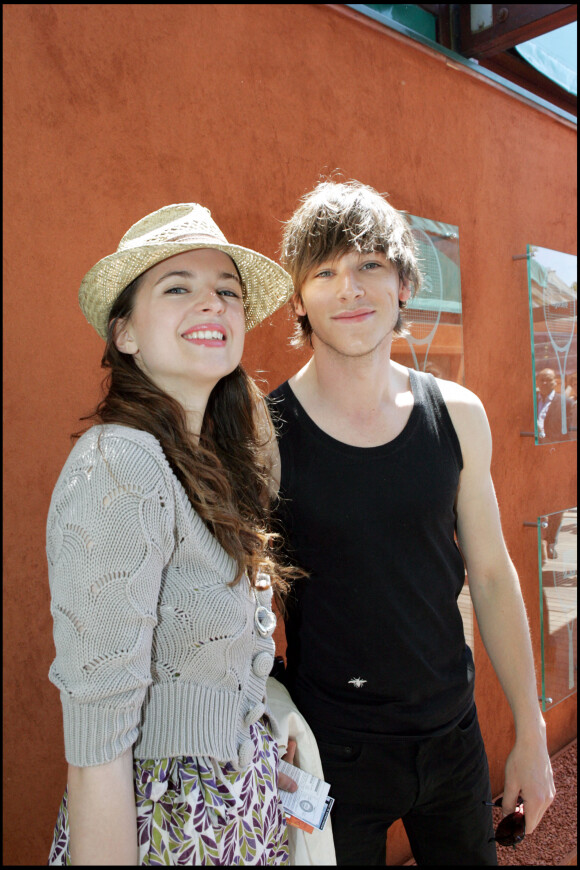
[{"xmin": 79, "ymin": 242, "xmax": 294, "ymax": 339}]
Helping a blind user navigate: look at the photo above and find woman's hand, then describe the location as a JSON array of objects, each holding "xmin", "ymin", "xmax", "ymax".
[{"xmin": 278, "ymin": 738, "xmax": 298, "ymax": 792}]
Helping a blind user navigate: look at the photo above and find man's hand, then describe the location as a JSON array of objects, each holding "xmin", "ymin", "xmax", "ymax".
[
  {"xmin": 278, "ymin": 738, "xmax": 298, "ymax": 792},
  {"xmin": 502, "ymin": 734, "xmax": 555, "ymax": 834}
]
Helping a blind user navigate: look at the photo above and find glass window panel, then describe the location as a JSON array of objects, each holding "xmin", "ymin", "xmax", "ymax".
[
  {"xmin": 527, "ymin": 245, "xmax": 577, "ymax": 444},
  {"xmin": 363, "ymin": 4, "xmax": 437, "ymax": 41},
  {"xmin": 392, "ymin": 215, "xmax": 464, "ymax": 384},
  {"xmin": 539, "ymin": 507, "xmax": 577, "ymax": 711}
]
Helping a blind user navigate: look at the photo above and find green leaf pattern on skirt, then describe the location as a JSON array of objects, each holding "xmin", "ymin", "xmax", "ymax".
[{"xmin": 48, "ymin": 719, "xmax": 289, "ymax": 865}]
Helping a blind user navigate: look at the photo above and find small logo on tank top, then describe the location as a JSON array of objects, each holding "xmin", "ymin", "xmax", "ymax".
[{"xmin": 348, "ymin": 677, "xmax": 367, "ymax": 688}]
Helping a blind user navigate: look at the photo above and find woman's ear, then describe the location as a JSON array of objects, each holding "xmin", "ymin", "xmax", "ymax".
[{"xmin": 112, "ymin": 318, "xmax": 138, "ymax": 355}]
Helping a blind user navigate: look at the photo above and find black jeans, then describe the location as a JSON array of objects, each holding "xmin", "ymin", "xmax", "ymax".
[{"xmin": 315, "ymin": 705, "xmax": 497, "ymax": 865}]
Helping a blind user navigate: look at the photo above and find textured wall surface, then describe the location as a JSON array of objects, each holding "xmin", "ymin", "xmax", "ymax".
[{"xmin": 3, "ymin": 4, "xmax": 576, "ymax": 865}]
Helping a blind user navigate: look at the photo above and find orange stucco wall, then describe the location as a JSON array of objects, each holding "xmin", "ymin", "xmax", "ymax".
[{"xmin": 3, "ymin": 5, "xmax": 576, "ymax": 865}]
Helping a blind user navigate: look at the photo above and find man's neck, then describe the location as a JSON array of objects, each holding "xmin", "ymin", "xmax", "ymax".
[
  {"xmin": 291, "ymin": 340, "xmax": 405, "ymax": 410},
  {"xmin": 288, "ymin": 341, "xmax": 413, "ymax": 447}
]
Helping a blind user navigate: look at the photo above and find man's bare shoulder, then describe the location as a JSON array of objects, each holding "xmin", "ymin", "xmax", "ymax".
[
  {"xmin": 434, "ymin": 376, "xmax": 483, "ymax": 410},
  {"xmin": 434, "ymin": 377, "xmax": 491, "ymax": 449}
]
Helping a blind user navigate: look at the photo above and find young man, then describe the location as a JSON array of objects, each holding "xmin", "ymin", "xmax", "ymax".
[
  {"xmin": 536, "ymin": 367, "xmax": 573, "ymax": 441},
  {"xmin": 267, "ymin": 181, "xmax": 554, "ymax": 865}
]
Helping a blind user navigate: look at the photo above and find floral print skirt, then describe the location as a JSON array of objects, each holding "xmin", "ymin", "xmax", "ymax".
[{"xmin": 48, "ymin": 718, "xmax": 289, "ymax": 865}]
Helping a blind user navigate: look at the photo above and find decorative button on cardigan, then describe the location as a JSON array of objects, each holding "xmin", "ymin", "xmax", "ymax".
[{"xmin": 47, "ymin": 425, "xmax": 279, "ymax": 768}]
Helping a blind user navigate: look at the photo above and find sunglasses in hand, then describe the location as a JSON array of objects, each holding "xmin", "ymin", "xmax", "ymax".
[{"xmin": 483, "ymin": 796, "xmax": 525, "ymax": 847}]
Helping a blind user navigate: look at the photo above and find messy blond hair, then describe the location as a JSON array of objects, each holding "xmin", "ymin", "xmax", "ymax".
[{"xmin": 281, "ymin": 180, "xmax": 422, "ymax": 346}]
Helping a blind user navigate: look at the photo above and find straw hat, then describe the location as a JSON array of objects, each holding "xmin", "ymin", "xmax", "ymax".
[{"xmin": 79, "ymin": 203, "xmax": 294, "ymax": 338}]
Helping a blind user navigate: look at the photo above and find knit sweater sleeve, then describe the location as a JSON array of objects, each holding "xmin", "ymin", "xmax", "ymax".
[{"xmin": 47, "ymin": 427, "xmax": 176, "ymax": 766}]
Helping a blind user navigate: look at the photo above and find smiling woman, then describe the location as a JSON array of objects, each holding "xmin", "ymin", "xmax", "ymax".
[
  {"xmin": 141, "ymin": 264, "xmax": 239, "ymax": 344},
  {"xmin": 113, "ymin": 249, "xmax": 246, "ymax": 421},
  {"xmin": 45, "ymin": 203, "xmax": 300, "ymax": 866}
]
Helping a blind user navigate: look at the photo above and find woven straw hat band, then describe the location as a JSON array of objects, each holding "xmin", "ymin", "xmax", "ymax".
[{"xmin": 78, "ymin": 204, "xmax": 293, "ymax": 339}]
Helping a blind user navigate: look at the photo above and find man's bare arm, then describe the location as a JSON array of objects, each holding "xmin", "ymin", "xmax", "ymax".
[{"xmin": 440, "ymin": 380, "xmax": 555, "ymax": 833}]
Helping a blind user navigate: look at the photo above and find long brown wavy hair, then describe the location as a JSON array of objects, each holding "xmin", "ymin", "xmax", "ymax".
[{"xmin": 75, "ymin": 274, "xmax": 296, "ymax": 603}]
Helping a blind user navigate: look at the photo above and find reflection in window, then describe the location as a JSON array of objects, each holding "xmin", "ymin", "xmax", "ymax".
[
  {"xmin": 392, "ymin": 215, "xmax": 464, "ymax": 384},
  {"xmin": 539, "ymin": 507, "xmax": 577, "ymax": 711},
  {"xmin": 527, "ymin": 246, "xmax": 577, "ymax": 444}
]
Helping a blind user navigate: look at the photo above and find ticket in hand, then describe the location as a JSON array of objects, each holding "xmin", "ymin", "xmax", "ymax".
[{"xmin": 278, "ymin": 760, "xmax": 334, "ymax": 833}]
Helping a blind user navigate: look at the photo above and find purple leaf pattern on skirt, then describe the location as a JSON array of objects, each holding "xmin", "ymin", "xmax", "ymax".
[{"xmin": 47, "ymin": 719, "xmax": 288, "ymax": 865}]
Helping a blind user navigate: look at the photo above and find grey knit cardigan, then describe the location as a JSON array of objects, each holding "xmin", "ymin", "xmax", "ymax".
[{"xmin": 47, "ymin": 425, "xmax": 279, "ymax": 769}]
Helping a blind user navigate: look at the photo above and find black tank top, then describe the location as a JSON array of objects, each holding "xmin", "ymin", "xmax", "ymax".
[{"xmin": 268, "ymin": 369, "xmax": 475, "ymax": 740}]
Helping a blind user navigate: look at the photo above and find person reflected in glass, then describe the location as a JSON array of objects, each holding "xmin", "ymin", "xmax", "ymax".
[
  {"xmin": 536, "ymin": 368, "xmax": 573, "ymax": 441},
  {"xmin": 564, "ymin": 371, "xmax": 577, "ymax": 402},
  {"xmin": 541, "ymin": 511, "xmax": 565, "ymax": 563},
  {"xmin": 565, "ymin": 372, "xmax": 577, "ymax": 434}
]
